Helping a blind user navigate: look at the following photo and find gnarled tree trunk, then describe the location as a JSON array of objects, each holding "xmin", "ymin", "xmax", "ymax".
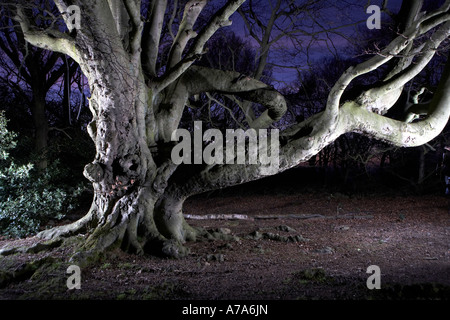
[{"xmin": 12, "ymin": 0, "xmax": 450, "ymax": 262}]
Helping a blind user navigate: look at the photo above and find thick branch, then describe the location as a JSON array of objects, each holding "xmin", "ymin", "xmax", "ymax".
[
  {"xmin": 155, "ymin": 66, "xmax": 287, "ymax": 142},
  {"xmin": 348, "ymin": 56, "xmax": 450, "ymax": 147},
  {"xmin": 167, "ymin": 0, "xmax": 207, "ymax": 69},
  {"xmin": 142, "ymin": 0, "xmax": 167, "ymax": 78},
  {"xmin": 326, "ymin": 6, "xmax": 450, "ymax": 120},
  {"xmin": 52, "ymin": 0, "xmax": 75, "ymax": 32},
  {"xmin": 123, "ymin": 0, "xmax": 144, "ymax": 57},
  {"xmin": 235, "ymin": 89, "xmax": 287, "ymax": 129},
  {"xmin": 358, "ymin": 21, "xmax": 450, "ymax": 114},
  {"xmin": 15, "ymin": 6, "xmax": 80, "ymax": 63},
  {"xmin": 185, "ymin": 66, "xmax": 287, "ymax": 128},
  {"xmin": 384, "ymin": 0, "xmax": 423, "ymax": 81},
  {"xmin": 152, "ymin": 0, "xmax": 245, "ymax": 93},
  {"xmin": 164, "ymin": 53, "xmax": 450, "ymax": 203}
]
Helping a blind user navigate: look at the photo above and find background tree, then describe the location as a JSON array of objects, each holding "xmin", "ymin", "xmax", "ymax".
[
  {"xmin": 4, "ymin": 0, "xmax": 450, "ymax": 263},
  {"xmin": 0, "ymin": 5, "xmax": 81, "ymax": 170}
]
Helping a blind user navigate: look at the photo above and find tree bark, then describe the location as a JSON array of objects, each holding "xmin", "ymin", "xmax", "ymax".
[
  {"xmin": 30, "ymin": 81, "xmax": 49, "ymax": 171},
  {"xmin": 12, "ymin": 0, "xmax": 450, "ymax": 262}
]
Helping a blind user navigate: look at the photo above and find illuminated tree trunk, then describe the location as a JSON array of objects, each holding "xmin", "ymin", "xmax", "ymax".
[{"xmin": 13, "ymin": 0, "xmax": 450, "ymax": 261}]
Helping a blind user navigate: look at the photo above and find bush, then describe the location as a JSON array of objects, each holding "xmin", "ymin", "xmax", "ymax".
[{"xmin": 0, "ymin": 112, "xmax": 83, "ymax": 238}]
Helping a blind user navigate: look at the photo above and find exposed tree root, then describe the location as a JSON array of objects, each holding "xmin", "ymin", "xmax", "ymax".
[
  {"xmin": 0, "ymin": 203, "xmax": 245, "ymax": 282},
  {"xmin": 246, "ymin": 230, "xmax": 310, "ymax": 243},
  {"xmin": 37, "ymin": 209, "xmax": 94, "ymax": 240},
  {"xmin": 0, "ymin": 238, "xmax": 64, "ymax": 256},
  {"xmin": 0, "ymin": 256, "xmax": 56, "ymax": 289},
  {"xmin": 194, "ymin": 226, "xmax": 240, "ymax": 242}
]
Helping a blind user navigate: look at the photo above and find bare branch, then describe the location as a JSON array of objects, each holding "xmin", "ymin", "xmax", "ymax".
[
  {"xmin": 167, "ymin": 0, "xmax": 207, "ymax": 69},
  {"xmin": 205, "ymin": 92, "xmax": 247, "ymax": 129},
  {"xmin": 347, "ymin": 56, "xmax": 450, "ymax": 147},
  {"xmin": 184, "ymin": 66, "xmax": 287, "ymax": 129},
  {"xmin": 324, "ymin": 8, "xmax": 450, "ymax": 121},
  {"xmin": 237, "ymin": 7, "xmax": 262, "ymax": 44},
  {"xmin": 52, "ymin": 0, "xmax": 74, "ymax": 32},
  {"xmin": 152, "ymin": 0, "xmax": 245, "ymax": 93},
  {"xmin": 359, "ymin": 21, "xmax": 450, "ymax": 113},
  {"xmin": 142, "ymin": 0, "xmax": 167, "ymax": 78},
  {"xmin": 15, "ymin": 5, "xmax": 80, "ymax": 63},
  {"xmin": 123, "ymin": 0, "xmax": 144, "ymax": 56},
  {"xmin": 167, "ymin": 0, "xmax": 179, "ymax": 40}
]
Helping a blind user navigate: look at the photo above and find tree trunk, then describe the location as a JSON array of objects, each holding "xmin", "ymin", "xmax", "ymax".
[
  {"xmin": 38, "ymin": 58, "xmax": 199, "ymax": 260},
  {"xmin": 31, "ymin": 89, "xmax": 48, "ymax": 171},
  {"xmin": 418, "ymin": 146, "xmax": 426, "ymax": 186},
  {"xmin": 62, "ymin": 56, "xmax": 72, "ymax": 127},
  {"xmin": 21, "ymin": 0, "xmax": 449, "ymax": 263}
]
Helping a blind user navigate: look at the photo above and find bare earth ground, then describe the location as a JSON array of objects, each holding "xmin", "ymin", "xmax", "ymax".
[{"xmin": 0, "ymin": 190, "xmax": 449, "ymax": 305}]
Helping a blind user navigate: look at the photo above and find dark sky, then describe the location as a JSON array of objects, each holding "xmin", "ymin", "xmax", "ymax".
[{"xmin": 222, "ymin": 0, "xmax": 405, "ymax": 86}]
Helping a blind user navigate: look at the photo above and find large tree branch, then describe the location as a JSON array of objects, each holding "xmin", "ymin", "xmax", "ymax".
[
  {"xmin": 325, "ymin": 5, "xmax": 450, "ymax": 123},
  {"xmin": 162, "ymin": 55, "xmax": 450, "ymax": 204},
  {"xmin": 235, "ymin": 89, "xmax": 287, "ymax": 129},
  {"xmin": 357, "ymin": 21, "xmax": 450, "ymax": 114},
  {"xmin": 122, "ymin": 0, "xmax": 143, "ymax": 56},
  {"xmin": 151, "ymin": 0, "xmax": 245, "ymax": 93},
  {"xmin": 348, "ymin": 55, "xmax": 450, "ymax": 147},
  {"xmin": 184, "ymin": 66, "xmax": 287, "ymax": 128},
  {"xmin": 418, "ymin": 0, "xmax": 450, "ymax": 25},
  {"xmin": 167, "ymin": 0, "xmax": 207, "ymax": 70},
  {"xmin": 167, "ymin": 0, "xmax": 179, "ymax": 40},
  {"xmin": 158, "ymin": 0, "xmax": 450, "ymax": 215},
  {"xmin": 142, "ymin": 0, "xmax": 168, "ymax": 78},
  {"xmin": 154, "ymin": 65, "xmax": 287, "ymax": 142},
  {"xmin": 283, "ymin": 52, "xmax": 450, "ymax": 158},
  {"xmin": 52, "ymin": 0, "xmax": 74, "ymax": 32},
  {"xmin": 107, "ymin": 0, "xmax": 131, "ymax": 48},
  {"xmin": 383, "ymin": 0, "xmax": 423, "ymax": 81},
  {"xmin": 15, "ymin": 5, "xmax": 80, "ymax": 63}
]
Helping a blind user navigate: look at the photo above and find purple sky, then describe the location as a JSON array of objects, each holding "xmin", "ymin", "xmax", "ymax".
[{"xmin": 223, "ymin": 0, "xmax": 404, "ymax": 86}]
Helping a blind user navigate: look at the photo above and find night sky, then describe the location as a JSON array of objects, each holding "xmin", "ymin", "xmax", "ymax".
[{"xmin": 226, "ymin": 0, "xmax": 404, "ymax": 85}]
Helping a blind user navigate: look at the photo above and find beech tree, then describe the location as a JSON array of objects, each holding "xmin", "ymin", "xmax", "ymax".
[
  {"xmin": 6, "ymin": 0, "xmax": 450, "ymax": 261},
  {"xmin": 0, "ymin": 8, "xmax": 79, "ymax": 170}
]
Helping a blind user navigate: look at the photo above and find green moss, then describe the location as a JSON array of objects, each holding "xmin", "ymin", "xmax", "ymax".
[
  {"xmin": 17, "ymin": 259, "xmax": 69, "ymax": 299},
  {"xmin": 290, "ymin": 268, "xmax": 332, "ymax": 285},
  {"xmin": 141, "ymin": 281, "xmax": 189, "ymax": 300},
  {"xmin": 116, "ymin": 293, "xmax": 128, "ymax": 300},
  {"xmin": 118, "ymin": 262, "xmax": 137, "ymax": 270},
  {"xmin": 100, "ymin": 262, "xmax": 111, "ymax": 269}
]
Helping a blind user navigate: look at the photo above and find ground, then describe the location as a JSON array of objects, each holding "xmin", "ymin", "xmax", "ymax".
[{"xmin": 0, "ymin": 188, "xmax": 449, "ymax": 301}]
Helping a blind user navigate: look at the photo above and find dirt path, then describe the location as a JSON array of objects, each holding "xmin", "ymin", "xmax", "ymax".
[{"xmin": 0, "ymin": 193, "xmax": 449, "ymax": 301}]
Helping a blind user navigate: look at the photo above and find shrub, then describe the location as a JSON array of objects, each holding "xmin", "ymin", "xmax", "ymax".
[{"xmin": 0, "ymin": 111, "xmax": 83, "ymax": 238}]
